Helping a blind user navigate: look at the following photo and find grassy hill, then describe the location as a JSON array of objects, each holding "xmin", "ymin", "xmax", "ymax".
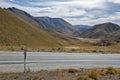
[
  {"xmin": 80, "ymin": 22, "xmax": 120, "ymax": 42},
  {"xmin": 0, "ymin": 8, "xmax": 64, "ymax": 50}
]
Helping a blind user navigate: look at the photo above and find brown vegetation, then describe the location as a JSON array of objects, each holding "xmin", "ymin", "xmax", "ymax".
[{"xmin": 0, "ymin": 67, "xmax": 120, "ymax": 80}]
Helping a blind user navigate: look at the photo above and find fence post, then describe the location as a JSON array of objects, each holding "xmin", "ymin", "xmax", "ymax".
[{"xmin": 23, "ymin": 48, "xmax": 27, "ymax": 72}]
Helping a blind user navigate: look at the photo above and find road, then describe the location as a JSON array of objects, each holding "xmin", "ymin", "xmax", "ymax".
[{"xmin": 0, "ymin": 51, "xmax": 120, "ymax": 72}]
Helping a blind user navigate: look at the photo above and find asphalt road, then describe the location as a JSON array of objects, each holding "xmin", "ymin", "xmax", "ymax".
[{"xmin": 0, "ymin": 51, "xmax": 120, "ymax": 72}]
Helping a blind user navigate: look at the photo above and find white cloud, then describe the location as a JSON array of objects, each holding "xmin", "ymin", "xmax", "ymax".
[
  {"xmin": 108, "ymin": 0, "xmax": 120, "ymax": 4},
  {"xmin": 0, "ymin": 0, "xmax": 41, "ymax": 15},
  {"xmin": 30, "ymin": 0, "xmax": 107, "ymax": 10},
  {"xmin": 0, "ymin": 0, "xmax": 120, "ymax": 25},
  {"xmin": 28, "ymin": 0, "xmax": 108, "ymax": 18},
  {"xmin": 69, "ymin": 12, "xmax": 120, "ymax": 25},
  {"xmin": 0, "ymin": 0, "xmax": 11, "ymax": 8}
]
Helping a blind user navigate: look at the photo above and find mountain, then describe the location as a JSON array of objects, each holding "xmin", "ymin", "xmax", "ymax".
[
  {"xmin": 80, "ymin": 22, "xmax": 120, "ymax": 42},
  {"xmin": 6, "ymin": 7, "xmax": 56, "ymax": 32},
  {"xmin": 36, "ymin": 17, "xmax": 81, "ymax": 36},
  {"xmin": 0, "ymin": 8, "xmax": 64, "ymax": 49},
  {"xmin": 6, "ymin": 7, "xmax": 81, "ymax": 36},
  {"xmin": 74, "ymin": 25, "xmax": 91, "ymax": 33}
]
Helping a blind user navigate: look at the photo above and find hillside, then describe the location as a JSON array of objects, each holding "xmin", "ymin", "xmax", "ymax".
[
  {"xmin": 80, "ymin": 22, "xmax": 120, "ymax": 42},
  {"xmin": 2, "ymin": 8, "xmax": 120, "ymax": 52},
  {"xmin": 7, "ymin": 7, "xmax": 81, "ymax": 36},
  {"xmin": 37, "ymin": 17, "xmax": 81, "ymax": 36},
  {"xmin": 74, "ymin": 25, "xmax": 91, "ymax": 33},
  {"xmin": 6, "ymin": 7, "xmax": 58, "ymax": 33},
  {"xmin": 0, "ymin": 8, "xmax": 63, "ymax": 49}
]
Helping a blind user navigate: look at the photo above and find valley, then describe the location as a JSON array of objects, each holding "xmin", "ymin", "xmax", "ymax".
[
  {"xmin": 0, "ymin": 0, "xmax": 120, "ymax": 80},
  {"xmin": 0, "ymin": 7, "xmax": 120, "ymax": 53}
]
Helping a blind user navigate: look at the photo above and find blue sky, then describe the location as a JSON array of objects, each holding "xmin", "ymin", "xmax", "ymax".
[{"xmin": 0, "ymin": 0, "xmax": 120, "ymax": 25}]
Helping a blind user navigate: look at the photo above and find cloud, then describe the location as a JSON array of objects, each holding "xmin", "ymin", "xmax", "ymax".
[
  {"xmin": 108, "ymin": 0, "xmax": 120, "ymax": 4},
  {"xmin": 67, "ymin": 12, "xmax": 120, "ymax": 25},
  {"xmin": 10, "ymin": 0, "xmax": 13, "ymax": 1},
  {"xmin": 30, "ymin": 0, "xmax": 107, "ymax": 10},
  {"xmin": 28, "ymin": 0, "xmax": 108, "ymax": 18},
  {"xmin": 0, "ymin": 0, "xmax": 120, "ymax": 25}
]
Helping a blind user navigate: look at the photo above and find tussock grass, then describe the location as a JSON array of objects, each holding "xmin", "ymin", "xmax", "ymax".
[
  {"xmin": 105, "ymin": 67, "xmax": 117, "ymax": 74},
  {"xmin": 0, "ymin": 67, "xmax": 120, "ymax": 80},
  {"xmin": 88, "ymin": 72, "xmax": 98, "ymax": 80},
  {"xmin": 68, "ymin": 68, "xmax": 79, "ymax": 73}
]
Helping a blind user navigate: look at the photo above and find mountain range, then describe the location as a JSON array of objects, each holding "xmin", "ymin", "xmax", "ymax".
[
  {"xmin": 0, "ymin": 7, "xmax": 120, "ymax": 50},
  {"xmin": 6, "ymin": 7, "xmax": 81, "ymax": 36}
]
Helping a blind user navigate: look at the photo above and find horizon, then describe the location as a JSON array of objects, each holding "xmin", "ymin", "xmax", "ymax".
[{"xmin": 0, "ymin": 0, "xmax": 120, "ymax": 25}]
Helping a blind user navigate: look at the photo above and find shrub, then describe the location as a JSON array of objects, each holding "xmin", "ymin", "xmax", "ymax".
[
  {"xmin": 14, "ymin": 75, "xmax": 18, "ymax": 79},
  {"xmin": 21, "ymin": 47, "xmax": 24, "ymax": 50},
  {"xmin": 68, "ymin": 68, "xmax": 79, "ymax": 73},
  {"xmin": 71, "ymin": 48, "xmax": 75, "ymax": 52},
  {"xmin": 105, "ymin": 67, "xmax": 116, "ymax": 74},
  {"xmin": 88, "ymin": 71, "xmax": 98, "ymax": 80}
]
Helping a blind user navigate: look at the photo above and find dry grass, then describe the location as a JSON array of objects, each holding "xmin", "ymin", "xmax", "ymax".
[
  {"xmin": 63, "ymin": 43, "xmax": 120, "ymax": 53},
  {"xmin": 0, "ymin": 43, "xmax": 120, "ymax": 53},
  {"xmin": 78, "ymin": 76, "xmax": 89, "ymax": 80},
  {"xmin": 0, "ymin": 67, "xmax": 120, "ymax": 80},
  {"xmin": 77, "ymin": 37, "xmax": 101, "ymax": 44}
]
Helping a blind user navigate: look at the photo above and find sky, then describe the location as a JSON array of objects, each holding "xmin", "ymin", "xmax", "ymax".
[{"xmin": 0, "ymin": 0, "xmax": 120, "ymax": 25}]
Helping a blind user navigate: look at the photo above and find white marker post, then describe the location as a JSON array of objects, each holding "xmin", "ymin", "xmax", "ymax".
[{"xmin": 23, "ymin": 49, "xmax": 27, "ymax": 72}]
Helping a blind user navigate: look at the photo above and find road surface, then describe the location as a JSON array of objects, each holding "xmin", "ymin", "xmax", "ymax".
[{"xmin": 0, "ymin": 51, "xmax": 120, "ymax": 72}]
